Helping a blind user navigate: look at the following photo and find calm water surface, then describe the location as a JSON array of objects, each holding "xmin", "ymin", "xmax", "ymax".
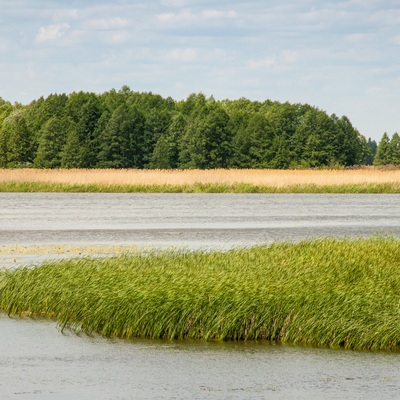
[
  {"xmin": 1, "ymin": 314, "xmax": 400, "ymax": 400},
  {"xmin": 1, "ymin": 193, "xmax": 400, "ymax": 399},
  {"xmin": 1, "ymin": 193, "xmax": 399, "ymax": 248}
]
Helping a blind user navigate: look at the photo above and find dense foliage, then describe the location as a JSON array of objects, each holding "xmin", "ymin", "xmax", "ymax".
[{"xmin": 0, "ymin": 88, "xmax": 377, "ymax": 169}]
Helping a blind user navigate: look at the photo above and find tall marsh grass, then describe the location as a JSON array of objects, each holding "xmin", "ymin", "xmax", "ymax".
[
  {"xmin": 1, "ymin": 238, "xmax": 400, "ymax": 351},
  {"xmin": 1, "ymin": 168, "xmax": 400, "ymax": 192}
]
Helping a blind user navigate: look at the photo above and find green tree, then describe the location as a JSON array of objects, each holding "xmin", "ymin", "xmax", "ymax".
[
  {"xmin": 293, "ymin": 109, "xmax": 333, "ymax": 167},
  {"xmin": 363, "ymin": 138, "xmax": 377, "ymax": 165},
  {"xmin": 61, "ymin": 127, "xmax": 83, "ymax": 168},
  {"xmin": 333, "ymin": 116, "xmax": 364, "ymax": 166},
  {"xmin": 232, "ymin": 112, "xmax": 274, "ymax": 168},
  {"xmin": 97, "ymin": 104, "xmax": 145, "ymax": 168},
  {"xmin": 38, "ymin": 93, "xmax": 68, "ymax": 121},
  {"xmin": 373, "ymin": 133, "xmax": 391, "ymax": 166},
  {"xmin": 389, "ymin": 133, "xmax": 400, "ymax": 165},
  {"xmin": 0, "ymin": 123, "xmax": 8, "ymax": 167},
  {"xmin": 127, "ymin": 106, "xmax": 146, "ymax": 168},
  {"xmin": 5, "ymin": 110, "xmax": 33, "ymax": 167},
  {"xmin": 100, "ymin": 88, "xmax": 126, "ymax": 113},
  {"xmin": 150, "ymin": 135, "xmax": 174, "ymax": 169},
  {"xmin": 303, "ymin": 134, "xmax": 327, "ymax": 167},
  {"xmin": 0, "ymin": 109, "xmax": 34, "ymax": 167},
  {"xmin": 179, "ymin": 101, "xmax": 231, "ymax": 169},
  {"xmin": 270, "ymin": 135, "xmax": 292, "ymax": 168},
  {"xmin": 264, "ymin": 102, "xmax": 306, "ymax": 167},
  {"xmin": 0, "ymin": 101, "xmax": 13, "ymax": 125},
  {"xmin": 34, "ymin": 116, "xmax": 73, "ymax": 168},
  {"xmin": 97, "ymin": 104, "xmax": 132, "ymax": 168},
  {"xmin": 150, "ymin": 113, "xmax": 186, "ymax": 169},
  {"xmin": 75, "ymin": 95, "xmax": 103, "ymax": 167},
  {"xmin": 180, "ymin": 93, "xmax": 207, "ymax": 116},
  {"xmin": 225, "ymin": 109, "xmax": 251, "ymax": 168},
  {"xmin": 143, "ymin": 108, "xmax": 171, "ymax": 167}
]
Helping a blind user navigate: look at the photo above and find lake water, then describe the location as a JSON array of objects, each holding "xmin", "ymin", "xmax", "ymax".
[
  {"xmin": 2, "ymin": 314, "xmax": 400, "ymax": 400},
  {"xmin": 1, "ymin": 193, "xmax": 400, "ymax": 249},
  {"xmin": 1, "ymin": 193, "xmax": 400, "ymax": 399}
]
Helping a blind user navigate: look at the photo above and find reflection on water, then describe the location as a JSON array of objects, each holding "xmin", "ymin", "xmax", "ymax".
[{"xmin": 1, "ymin": 314, "xmax": 400, "ymax": 400}]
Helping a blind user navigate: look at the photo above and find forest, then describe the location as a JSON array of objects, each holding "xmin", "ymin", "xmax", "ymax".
[{"xmin": 0, "ymin": 86, "xmax": 393, "ymax": 169}]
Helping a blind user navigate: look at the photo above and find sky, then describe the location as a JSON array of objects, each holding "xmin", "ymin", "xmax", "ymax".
[{"xmin": 1, "ymin": 0, "xmax": 399, "ymax": 141}]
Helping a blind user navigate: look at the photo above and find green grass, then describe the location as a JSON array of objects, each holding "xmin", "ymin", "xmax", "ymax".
[
  {"xmin": 1, "ymin": 237, "xmax": 400, "ymax": 351},
  {"xmin": 1, "ymin": 181, "xmax": 400, "ymax": 193}
]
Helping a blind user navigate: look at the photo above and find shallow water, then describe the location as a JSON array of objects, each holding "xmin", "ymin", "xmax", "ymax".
[
  {"xmin": 1, "ymin": 314, "xmax": 400, "ymax": 400},
  {"xmin": 1, "ymin": 193, "xmax": 400, "ymax": 399}
]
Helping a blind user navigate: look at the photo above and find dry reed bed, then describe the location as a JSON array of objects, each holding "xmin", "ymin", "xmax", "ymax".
[
  {"xmin": 1, "ymin": 168, "xmax": 400, "ymax": 188},
  {"xmin": 1, "ymin": 238, "xmax": 400, "ymax": 351}
]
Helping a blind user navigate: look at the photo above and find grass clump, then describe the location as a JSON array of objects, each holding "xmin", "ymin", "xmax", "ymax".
[{"xmin": 1, "ymin": 237, "xmax": 400, "ymax": 351}]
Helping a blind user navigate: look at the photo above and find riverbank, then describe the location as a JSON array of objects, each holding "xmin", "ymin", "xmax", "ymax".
[
  {"xmin": 1, "ymin": 237, "xmax": 400, "ymax": 351},
  {"xmin": 1, "ymin": 168, "xmax": 400, "ymax": 193}
]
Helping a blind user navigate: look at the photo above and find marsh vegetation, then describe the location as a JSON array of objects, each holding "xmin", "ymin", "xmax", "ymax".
[{"xmin": 1, "ymin": 237, "xmax": 400, "ymax": 351}]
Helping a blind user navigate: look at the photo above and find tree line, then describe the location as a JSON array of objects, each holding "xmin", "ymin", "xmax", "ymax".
[{"xmin": 0, "ymin": 86, "xmax": 381, "ymax": 169}]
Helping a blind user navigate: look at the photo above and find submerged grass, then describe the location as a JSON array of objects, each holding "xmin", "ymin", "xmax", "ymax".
[
  {"xmin": 1, "ymin": 237, "xmax": 400, "ymax": 351},
  {"xmin": 1, "ymin": 181, "xmax": 400, "ymax": 193}
]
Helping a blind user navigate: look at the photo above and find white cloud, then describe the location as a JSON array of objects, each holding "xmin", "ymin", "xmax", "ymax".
[
  {"xmin": 35, "ymin": 23, "xmax": 70, "ymax": 44},
  {"xmin": 156, "ymin": 9, "xmax": 194, "ymax": 22},
  {"xmin": 247, "ymin": 51, "xmax": 298, "ymax": 71},
  {"xmin": 370, "ymin": 9, "xmax": 400, "ymax": 25},
  {"xmin": 107, "ymin": 32, "xmax": 129, "ymax": 44},
  {"xmin": 160, "ymin": 0, "xmax": 189, "ymax": 6},
  {"xmin": 157, "ymin": 8, "xmax": 237, "ymax": 23},
  {"xmin": 247, "ymin": 56, "xmax": 278, "ymax": 70},
  {"xmin": 345, "ymin": 33, "xmax": 370, "ymax": 43},
  {"xmin": 88, "ymin": 17, "xmax": 129, "ymax": 30},
  {"xmin": 164, "ymin": 48, "xmax": 198, "ymax": 62},
  {"xmin": 366, "ymin": 86, "xmax": 384, "ymax": 96},
  {"xmin": 201, "ymin": 10, "xmax": 238, "ymax": 19},
  {"xmin": 156, "ymin": 12, "xmax": 175, "ymax": 21},
  {"xmin": 0, "ymin": 39, "xmax": 9, "ymax": 52},
  {"xmin": 51, "ymin": 8, "xmax": 79, "ymax": 21},
  {"xmin": 280, "ymin": 50, "xmax": 298, "ymax": 63}
]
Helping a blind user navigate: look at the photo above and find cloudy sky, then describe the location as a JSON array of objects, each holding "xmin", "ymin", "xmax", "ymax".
[{"xmin": 1, "ymin": 0, "xmax": 399, "ymax": 141}]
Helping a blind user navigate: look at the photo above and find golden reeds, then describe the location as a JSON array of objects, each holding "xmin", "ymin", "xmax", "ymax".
[
  {"xmin": 1, "ymin": 168, "xmax": 400, "ymax": 192},
  {"xmin": 0, "ymin": 168, "xmax": 400, "ymax": 187}
]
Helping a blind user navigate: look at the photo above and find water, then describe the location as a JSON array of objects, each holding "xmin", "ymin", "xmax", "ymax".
[
  {"xmin": 1, "ymin": 193, "xmax": 400, "ymax": 399},
  {"xmin": 1, "ymin": 314, "xmax": 400, "ymax": 400},
  {"xmin": 1, "ymin": 193, "xmax": 399, "ymax": 249}
]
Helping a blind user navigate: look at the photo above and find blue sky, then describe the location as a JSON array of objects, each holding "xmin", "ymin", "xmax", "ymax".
[{"xmin": 1, "ymin": 0, "xmax": 399, "ymax": 141}]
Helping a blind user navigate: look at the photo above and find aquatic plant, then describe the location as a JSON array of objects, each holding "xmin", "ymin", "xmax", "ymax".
[{"xmin": 1, "ymin": 237, "xmax": 400, "ymax": 351}]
